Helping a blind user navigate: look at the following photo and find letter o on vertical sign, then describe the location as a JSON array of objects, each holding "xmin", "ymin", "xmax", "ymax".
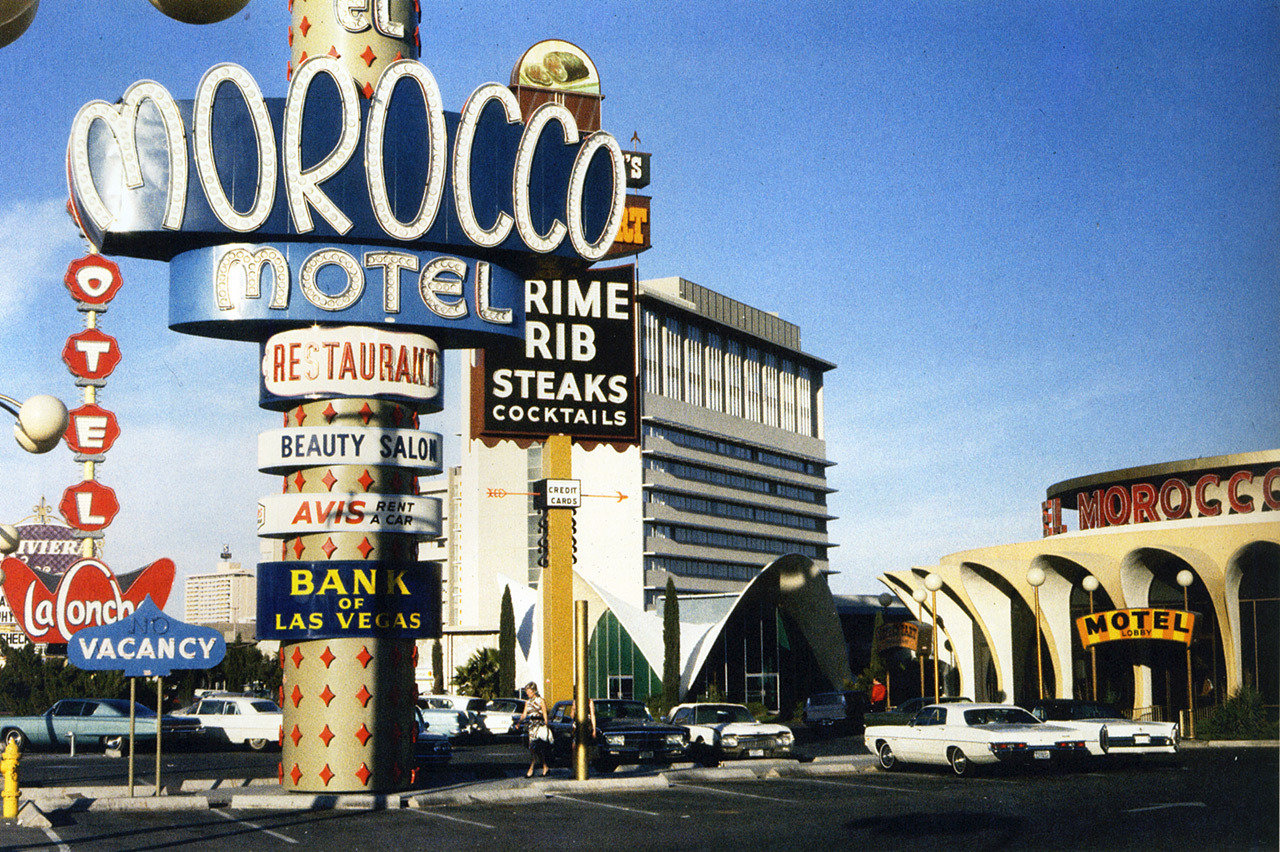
[{"xmin": 64, "ymin": 255, "xmax": 124, "ymax": 306}]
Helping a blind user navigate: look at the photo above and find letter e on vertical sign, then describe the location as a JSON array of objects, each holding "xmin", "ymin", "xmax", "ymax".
[{"xmin": 65, "ymin": 404, "xmax": 121, "ymax": 454}]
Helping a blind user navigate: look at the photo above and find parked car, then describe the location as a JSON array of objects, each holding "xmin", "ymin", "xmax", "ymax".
[
  {"xmin": 1023, "ymin": 699, "xmax": 1178, "ymax": 757},
  {"xmin": 866, "ymin": 702, "xmax": 1090, "ymax": 776},
  {"xmin": 413, "ymin": 707, "xmax": 453, "ymax": 768},
  {"xmin": 419, "ymin": 695, "xmax": 488, "ymax": 737},
  {"xmin": 546, "ymin": 699, "xmax": 688, "ymax": 772},
  {"xmin": 415, "ymin": 704, "xmax": 483, "ymax": 742},
  {"xmin": 176, "ymin": 694, "xmax": 282, "ymax": 751},
  {"xmin": 666, "ymin": 702, "xmax": 794, "ymax": 766},
  {"xmin": 0, "ymin": 698, "xmax": 203, "ymax": 752},
  {"xmin": 863, "ymin": 695, "xmax": 972, "ymax": 728},
  {"xmin": 478, "ymin": 698, "xmax": 526, "ymax": 737},
  {"xmin": 802, "ymin": 690, "xmax": 870, "ymax": 732}
]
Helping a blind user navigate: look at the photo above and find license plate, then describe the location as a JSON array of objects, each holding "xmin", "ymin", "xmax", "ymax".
[
  {"xmin": 1033, "ymin": 750, "xmax": 1050, "ymax": 760},
  {"xmin": 639, "ymin": 751, "xmax": 653, "ymax": 760},
  {"xmin": 1134, "ymin": 734, "xmax": 1150, "ymax": 744},
  {"xmin": 748, "ymin": 749, "xmax": 764, "ymax": 757}
]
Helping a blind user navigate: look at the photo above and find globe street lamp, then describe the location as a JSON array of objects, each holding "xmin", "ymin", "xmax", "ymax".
[
  {"xmin": 912, "ymin": 587, "xmax": 927, "ymax": 699},
  {"xmin": 0, "ymin": 392, "xmax": 69, "ymax": 557},
  {"xmin": 877, "ymin": 592, "xmax": 894, "ymax": 709},
  {"xmin": 1027, "ymin": 566, "xmax": 1046, "ymax": 700},
  {"xmin": 1082, "ymin": 575, "xmax": 1100, "ymax": 701},
  {"xmin": 1176, "ymin": 569, "xmax": 1195, "ymax": 739},
  {"xmin": 924, "ymin": 573, "xmax": 943, "ymax": 703}
]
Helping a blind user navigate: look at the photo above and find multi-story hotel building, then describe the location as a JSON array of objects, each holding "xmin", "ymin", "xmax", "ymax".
[{"xmin": 184, "ymin": 547, "xmax": 257, "ymax": 641}]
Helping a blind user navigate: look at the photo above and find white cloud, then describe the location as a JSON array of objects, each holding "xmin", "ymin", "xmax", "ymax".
[{"xmin": 0, "ymin": 198, "xmax": 84, "ymax": 315}]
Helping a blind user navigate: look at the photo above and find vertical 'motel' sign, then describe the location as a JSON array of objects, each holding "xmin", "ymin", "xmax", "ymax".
[{"xmin": 65, "ymin": 0, "xmax": 627, "ymax": 792}]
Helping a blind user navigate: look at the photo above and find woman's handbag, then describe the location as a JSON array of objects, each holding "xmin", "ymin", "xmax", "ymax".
[{"xmin": 534, "ymin": 724, "xmax": 553, "ymax": 743}]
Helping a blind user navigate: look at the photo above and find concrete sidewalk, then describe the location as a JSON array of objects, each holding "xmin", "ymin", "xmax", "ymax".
[{"xmin": 12, "ymin": 754, "xmax": 878, "ymax": 824}]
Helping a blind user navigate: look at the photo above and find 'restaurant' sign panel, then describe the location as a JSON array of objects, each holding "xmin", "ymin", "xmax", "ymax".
[
  {"xmin": 473, "ymin": 265, "xmax": 638, "ymax": 443},
  {"xmin": 1076, "ymin": 608, "xmax": 1196, "ymax": 650},
  {"xmin": 257, "ymin": 561, "xmax": 440, "ymax": 640}
]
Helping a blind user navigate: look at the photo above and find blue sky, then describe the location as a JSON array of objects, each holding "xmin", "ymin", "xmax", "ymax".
[{"xmin": 0, "ymin": 1, "xmax": 1275, "ymax": 598}]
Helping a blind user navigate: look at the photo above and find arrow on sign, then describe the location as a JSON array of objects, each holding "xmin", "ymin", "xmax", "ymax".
[
  {"xmin": 485, "ymin": 489, "xmax": 628, "ymax": 502},
  {"xmin": 584, "ymin": 492, "xmax": 629, "ymax": 503}
]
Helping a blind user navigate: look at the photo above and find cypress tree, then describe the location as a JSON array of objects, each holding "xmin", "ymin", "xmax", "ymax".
[
  {"xmin": 662, "ymin": 577, "xmax": 680, "ymax": 710},
  {"xmin": 498, "ymin": 585, "xmax": 516, "ymax": 698}
]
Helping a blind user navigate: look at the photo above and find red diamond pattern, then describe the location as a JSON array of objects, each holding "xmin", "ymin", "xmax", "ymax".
[
  {"xmin": 291, "ymin": 646, "xmax": 305, "ymax": 668},
  {"xmin": 290, "ymin": 725, "xmax": 303, "ymax": 746},
  {"xmin": 293, "ymin": 471, "xmax": 306, "ymax": 490},
  {"xmin": 355, "ymin": 763, "xmax": 372, "ymax": 786},
  {"xmin": 361, "ymin": 81, "xmax": 374, "ymax": 99},
  {"xmin": 320, "ymin": 646, "xmax": 335, "ymax": 668},
  {"xmin": 328, "ymin": 45, "xmax": 340, "ymax": 59},
  {"xmin": 390, "ymin": 407, "xmax": 404, "ymax": 426},
  {"xmin": 356, "ymin": 646, "xmax": 373, "ymax": 668},
  {"xmin": 321, "ymin": 537, "xmax": 337, "ymax": 559},
  {"xmin": 323, "ymin": 402, "xmax": 337, "ymax": 422},
  {"xmin": 298, "ymin": 15, "xmax": 310, "ymax": 36},
  {"xmin": 356, "ymin": 685, "xmax": 373, "ymax": 707},
  {"xmin": 357, "ymin": 537, "xmax": 374, "ymax": 559},
  {"xmin": 392, "ymin": 762, "xmax": 403, "ymax": 783},
  {"xmin": 360, "ymin": 44, "xmax": 376, "ymax": 66},
  {"xmin": 290, "ymin": 763, "xmax": 303, "ymax": 786},
  {"xmin": 357, "ymin": 469, "xmax": 374, "ymax": 491},
  {"xmin": 319, "ymin": 764, "xmax": 335, "ymax": 786},
  {"xmin": 359, "ymin": 403, "xmax": 373, "ymax": 424},
  {"xmin": 320, "ymin": 684, "xmax": 336, "ymax": 706},
  {"xmin": 278, "ymin": 762, "xmax": 284, "ymax": 784},
  {"xmin": 355, "ymin": 723, "xmax": 372, "ymax": 746},
  {"xmin": 290, "ymin": 684, "xmax": 303, "ymax": 708},
  {"xmin": 292, "ymin": 537, "xmax": 306, "ymax": 559},
  {"xmin": 412, "ymin": 646, "xmax": 419, "ymax": 666},
  {"xmin": 321, "ymin": 469, "xmax": 338, "ymax": 491},
  {"xmin": 293, "ymin": 405, "xmax": 307, "ymax": 426},
  {"xmin": 319, "ymin": 724, "xmax": 335, "ymax": 746}
]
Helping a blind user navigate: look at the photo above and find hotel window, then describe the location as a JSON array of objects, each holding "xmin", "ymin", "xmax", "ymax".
[
  {"xmin": 779, "ymin": 359, "xmax": 796, "ymax": 433},
  {"xmin": 762, "ymin": 352, "xmax": 779, "ymax": 428},
  {"xmin": 662, "ymin": 316, "xmax": 682, "ymax": 400},
  {"xmin": 796, "ymin": 366, "xmax": 813, "ymax": 437},
  {"xmin": 705, "ymin": 332, "xmax": 724, "ymax": 412},
  {"xmin": 684, "ymin": 325, "xmax": 703, "ymax": 407},
  {"xmin": 743, "ymin": 347, "xmax": 761, "ymax": 424},
  {"xmin": 725, "ymin": 338, "xmax": 742, "ymax": 418},
  {"xmin": 643, "ymin": 311, "xmax": 661, "ymax": 395}
]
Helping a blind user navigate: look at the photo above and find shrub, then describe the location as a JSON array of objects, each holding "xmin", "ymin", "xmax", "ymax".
[{"xmin": 1198, "ymin": 686, "xmax": 1279, "ymax": 741}]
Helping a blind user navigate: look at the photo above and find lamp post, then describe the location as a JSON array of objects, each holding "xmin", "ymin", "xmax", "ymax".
[
  {"xmin": 1177, "ymin": 569, "xmax": 1195, "ymax": 739},
  {"xmin": 1027, "ymin": 566, "xmax": 1046, "ymax": 700},
  {"xmin": 924, "ymin": 574, "xmax": 942, "ymax": 703},
  {"xmin": 1082, "ymin": 575, "xmax": 1099, "ymax": 702},
  {"xmin": 913, "ymin": 588, "xmax": 927, "ymax": 699},
  {"xmin": 877, "ymin": 592, "xmax": 894, "ymax": 710}
]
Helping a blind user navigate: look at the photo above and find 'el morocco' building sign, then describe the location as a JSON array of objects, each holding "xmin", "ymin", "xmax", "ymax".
[
  {"xmin": 1044, "ymin": 455, "xmax": 1280, "ymax": 536},
  {"xmin": 1076, "ymin": 608, "xmax": 1195, "ymax": 650}
]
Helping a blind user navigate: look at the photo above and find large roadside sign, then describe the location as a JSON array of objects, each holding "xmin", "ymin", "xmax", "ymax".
[{"xmin": 471, "ymin": 265, "xmax": 638, "ymax": 444}]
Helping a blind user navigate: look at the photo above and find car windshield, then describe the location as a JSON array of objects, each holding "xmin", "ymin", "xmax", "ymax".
[
  {"xmin": 964, "ymin": 707, "xmax": 1039, "ymax": 726},
  {"xmin": 250, "ymin": 700, "xmax": 281, "ymax": 713},
  {"xmin": 693, "ymin": 705, "xmax": 755, "ymax": 724},
  {"xmin": 809, "ymin": 694, "xmax": 842, "ymax": 706},
  {"xmin": 595, "ymin": 701, "xmax": 651, "ymax": 721}
]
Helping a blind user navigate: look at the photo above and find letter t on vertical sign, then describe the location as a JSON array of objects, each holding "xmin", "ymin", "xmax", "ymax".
[{"xmin": 542, "ymin": 434, "xmax": 574, "ymax": 704}]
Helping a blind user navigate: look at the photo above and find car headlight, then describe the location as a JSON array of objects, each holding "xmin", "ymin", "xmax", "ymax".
[
  {"xmin": 604, "ymin": 733, "xmax": 625, "ymax": 746},
  {"xmin": 666, "ymin": 733, "xmax": 686, "ymax": 747},
  {"xmin": 720, "ymin": 734, "xmax": 739, "ymax": 748},
  {"xmin": 779, "ymin": 732, "xmax": 794, "ymax": 746}
]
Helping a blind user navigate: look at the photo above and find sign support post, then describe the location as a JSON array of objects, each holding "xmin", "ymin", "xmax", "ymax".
[{"xmin": 542, "ymin": 434, "xmax": 574, "ymax": 705}]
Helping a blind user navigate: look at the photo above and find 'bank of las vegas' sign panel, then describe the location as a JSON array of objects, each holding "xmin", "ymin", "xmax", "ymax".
[{"xmin": 67, "ymin": 57, "xmax": 628, "ymax": 345}]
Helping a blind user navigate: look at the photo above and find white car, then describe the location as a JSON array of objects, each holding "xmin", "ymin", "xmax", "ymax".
[
  {"xmin": 478, "ymin": 698, "xmax": 526, "ymax": 737},
  {"xmin": 181, "ymin": 694, "xmax": 282, "ymax": 751},
  {"xmin": 666, "ymin": 702, "xmax": 794, "ymax": 766},
  {"xmin": 865, "ymin": 702, "xmax": 1090, "ymax": 776},
  {"xmin": 1024, "ymin": 700, "xmax": 1179, "ymax": 757}
]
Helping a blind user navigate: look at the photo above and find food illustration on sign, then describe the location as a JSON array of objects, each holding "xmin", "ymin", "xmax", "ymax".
[{"xmin": 516, "ymin": 40, "xmax": 600, "ymax": 94}]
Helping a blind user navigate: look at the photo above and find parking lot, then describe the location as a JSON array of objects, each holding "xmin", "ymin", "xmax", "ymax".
[{"xmin": 6, "ymin": 734, "xmax": 1276, "ymax": 852}]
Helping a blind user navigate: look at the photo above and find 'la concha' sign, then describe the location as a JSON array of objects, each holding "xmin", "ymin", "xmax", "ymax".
[{"xmin": 67, "ymin": 58, "xmax": 628, "ymax": 346}]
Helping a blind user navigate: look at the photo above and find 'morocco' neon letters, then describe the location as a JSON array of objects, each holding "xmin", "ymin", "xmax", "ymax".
[{"xmin": 67, "ymin": 58, "xmax": 627, "ymax": 265}]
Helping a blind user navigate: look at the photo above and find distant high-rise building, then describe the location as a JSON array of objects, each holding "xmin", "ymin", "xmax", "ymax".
[{"xmin": 184, "ymin": 546, "xmax": 257, "ymax": 640}]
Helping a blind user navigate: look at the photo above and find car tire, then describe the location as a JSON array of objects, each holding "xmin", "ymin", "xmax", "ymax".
[
  {"xmin": 948, "ymin": 747, "xmax": 971, "ymax": 776},
  {"xmin": 246, "ymin": 738, "xmax": 269, "ymax": 751},
  {"xmin": 3, "ymin": 729, "xmax": 26, "ymax": 751},
  {"xmin": 876, "ymin": 741, "xmax": 896, "ymax": 771},
  {"xmin": 102, "ymin": 735, "xmax": 127, "ymax": 753}
]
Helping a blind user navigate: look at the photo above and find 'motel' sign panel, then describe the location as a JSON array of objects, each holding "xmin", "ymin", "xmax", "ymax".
[{"xmin": 67, "ymin": 59, "xmax": 628, "ymax": 345}]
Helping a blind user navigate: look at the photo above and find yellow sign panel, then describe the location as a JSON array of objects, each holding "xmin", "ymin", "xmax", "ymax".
[{"xmin": 1076, "ymin": 608, "xmax": 1195, "ymax": 650}]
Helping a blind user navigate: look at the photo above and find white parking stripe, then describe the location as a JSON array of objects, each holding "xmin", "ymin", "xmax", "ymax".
[
  {"xmin": 41, "ymin": 827, "xmax": 71, "ymax": 852},
  {"xmin": 791, "ymin": 776, "xmax": 943, "ymax": 793},
  {"xmin": 214, "ymin": 808, "xmax": 299, "ymax": 844},
  {"xmin": 407, "ymin": 809, "xmax": 496, "ymax": 829},
  {"xmin": 550, "ymin": 794, "xmax": 661, "ymax": 816},
  {"xmin": 671, "ymin": 782, "xmax": 795, "ymax": 803},
  {"xmin": 1126, "ymin": 802, "xmax": 1208, "ymax": 813}
]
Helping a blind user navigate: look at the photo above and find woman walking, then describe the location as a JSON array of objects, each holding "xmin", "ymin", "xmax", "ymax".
[{"xmin": 520, "ymin": 681, "xmax": 550, "ymax": 777}]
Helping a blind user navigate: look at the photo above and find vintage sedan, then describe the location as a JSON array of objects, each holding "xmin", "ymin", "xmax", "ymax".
[
  {"xmin": 416, "ymin": 705, "xmax": 483, "ymax": 742},
  {"xmin": 866, "ymin": 702, "xmax": 1090, "ymax": 776},
  {"xmin": 478, "ymin": 698, "xmax": 526, "ymax": 738},
  {"xmin": 413, "ymin": 707, "xmax": 453, "ymax": 768},
  {"xmin": 0, "ymin": 698, "xmax": 202, "ymax": 752},
  {"xmin": 862, "ymin": 695, "xmax": 973, "ymax": 728},
  {"xmin": 666, "ymin": 702, "xmax": 794, "ymax": 765},
  {"xmin": 178, "ymin": 694, "xmax": 282, "ymax": 750},
  {"xmin": 547, "ymin": 699, "xmax": 688, "ymax": 772},
  {"xmin": 1024, "ymin": 699, "xmax": 1179, "ymax": 757}
]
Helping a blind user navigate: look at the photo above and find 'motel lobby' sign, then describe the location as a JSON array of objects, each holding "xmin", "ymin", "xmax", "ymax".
[{"xmin": 67, "ymin": 57, "xmax": 629, "ymax": 346}]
